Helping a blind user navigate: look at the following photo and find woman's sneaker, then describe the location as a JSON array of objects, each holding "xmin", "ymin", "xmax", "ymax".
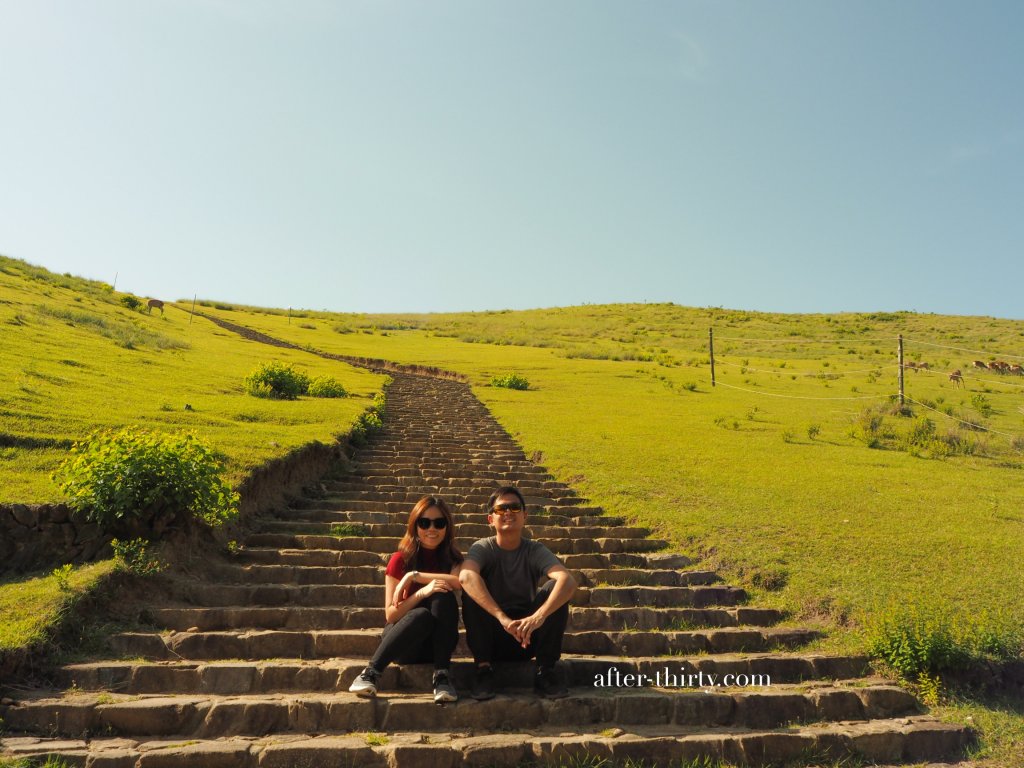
[
  {"xmin": 349, "ymin": 667, "xmax": 380, "ymax": 698},
  {"xmin": 432, "ymin": 669, "xmax": 458, "ymax": 703}
]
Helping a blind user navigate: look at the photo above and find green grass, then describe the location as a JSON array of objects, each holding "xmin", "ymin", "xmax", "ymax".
[
  {"xmin": 0, "ymin": 255, "xmax": 388, "ymax": 502},
  {"xmin": 194, "ymin": 301, "xmax": 1024, "ymax": 636},
  {"xmin": 0, "ymin": 560, "xmax": 115, "ymax": 653}
]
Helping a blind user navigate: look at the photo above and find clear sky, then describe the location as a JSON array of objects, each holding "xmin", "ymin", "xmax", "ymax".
[{"xmin": 1, "ymin": 1, "xmax": 1022, "ymax": 316}]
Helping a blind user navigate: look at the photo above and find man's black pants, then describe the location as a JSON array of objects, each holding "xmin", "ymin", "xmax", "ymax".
[{"xmin": 461, "ymin": 580, "xmax": 569, "ymax": 668}]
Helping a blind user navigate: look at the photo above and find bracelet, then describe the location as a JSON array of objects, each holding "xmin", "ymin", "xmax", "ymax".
[{"xmin": 409, "ymin": 571, "xmax": 419, "ymax": 582}]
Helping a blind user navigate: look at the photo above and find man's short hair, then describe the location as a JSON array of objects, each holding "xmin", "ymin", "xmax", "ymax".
[{"xmin": 486, "ymin": 485, "xmax": 526, "ymax": 513}]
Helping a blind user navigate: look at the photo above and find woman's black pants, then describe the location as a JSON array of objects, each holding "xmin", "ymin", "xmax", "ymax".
[{"xmin": 368, "ymin": 591, "xmax": 459, "ymax": 671}]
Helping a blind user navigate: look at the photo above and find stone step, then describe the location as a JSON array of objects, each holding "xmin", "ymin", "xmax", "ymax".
[
  {"xmin": 325, "ymin": 479, "xmax": 572, "ymax": 494},
  {"xmin": 0, "ymin": 718, "xmax": 975, "ymax": 767},
  {"xmin": 168, "ymin": 582, "xmax": 745, "ymax": 609},
  {"xmin": 313, "ymin": 489, "xmax": 585, "ymax": 505},
  {"xmin": 271, "ymin": 509, "xmax": 618, "ymax": 527},
  {"xmin": 1, "ymin": 683, "xmax": 924, "ymax": 740},
  {"xmin": 209, "ymin": 562, "xmax": 717, "ymax": 588},
  {"xmin": 60, "ymin": 654, "xmax": 873, "ymax": 694},
  {"xmin": 285, "ymin": 500, "xmax": 601, "ymax": 516},
  {"xmin": 240, "ymin": 534, "xmax": 670, "ymax": 555},
  {"xmin": 144, "ymin": 605, "xmax": 779, "ymax": 632},
  {"xmin": 325, "ymin": 477, "xmax": 559, "ymax": 491},
  {"xmin": 110, "ymin": 627, "xmax": 818, "ymax": 661},
  {"xmin": 253, "ymin": 521, "xmax": 648, "ymax": 540}
]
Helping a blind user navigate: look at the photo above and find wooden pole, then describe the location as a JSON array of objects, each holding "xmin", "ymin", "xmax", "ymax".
[
  {"xmin": 189, "ymin": 294, "xmax": 197, "ymax": 325},
  {"xmin": 898, "ymin": 333, "xmax": 905, "ymax": 407},
  {"xmin": 288, "ymin": 307, "xmax": 292, "ymax": 325},
  {"xmin": 709, "ymin": 328, "xmax": 716, "ymax": 387}
]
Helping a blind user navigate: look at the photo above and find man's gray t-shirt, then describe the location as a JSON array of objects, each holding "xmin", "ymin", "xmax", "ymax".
[{"xmin": 465, "ymin": 537, "xmax": 562, "ymax": 613}]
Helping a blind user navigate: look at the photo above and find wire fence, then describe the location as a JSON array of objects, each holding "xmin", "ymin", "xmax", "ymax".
[{"xmin": 707, "ymin": 328, "xmax": 1024, "ymax": 449}]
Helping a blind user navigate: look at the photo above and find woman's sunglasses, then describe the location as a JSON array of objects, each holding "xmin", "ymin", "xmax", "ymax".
[{"xmin": 416, "ymin": 517, "xmax": 448, "ymax": 530}]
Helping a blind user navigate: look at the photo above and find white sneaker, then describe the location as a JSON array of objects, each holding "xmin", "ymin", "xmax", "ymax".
[
  {"xmin": 349, "ymin": 667, "xmax": 380, "ymax": 697},
  {"xmin": 432, "ymin": 669, "xmax": 458, "ymax": 703}
]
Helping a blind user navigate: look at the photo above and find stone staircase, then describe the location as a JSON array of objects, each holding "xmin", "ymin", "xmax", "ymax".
[{"xmin": 0, "ymin": 372, "xmax": 972, "ymax": 766}]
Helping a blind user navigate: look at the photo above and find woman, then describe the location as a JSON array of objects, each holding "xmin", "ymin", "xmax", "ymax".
[{"xmin": 348, "ymin": 495, "xmax": 464, "ymax": 703}]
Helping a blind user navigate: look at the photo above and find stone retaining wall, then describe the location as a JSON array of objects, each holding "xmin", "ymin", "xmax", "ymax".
[
  {"xmin": 0, "ymin": 503, "xmax": 108, "ymax": 573},
  {"xmin": 0, "ymin": 440, "xmax": 353, "ymax": 576}
]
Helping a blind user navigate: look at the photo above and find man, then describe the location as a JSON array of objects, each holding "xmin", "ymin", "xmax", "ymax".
[{"xmin": 459, "ymin": 485, "xmax": 577, "ymax": 699}]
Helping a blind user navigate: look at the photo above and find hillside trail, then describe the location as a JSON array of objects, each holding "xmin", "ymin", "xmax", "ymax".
[{"xmin": 0, "ymin": 322, "xmax": 974, "ymax": 766}]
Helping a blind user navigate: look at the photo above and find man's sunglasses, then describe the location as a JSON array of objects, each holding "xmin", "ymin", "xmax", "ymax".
[
  {"xmin": 492, "ymin": 503, "xmax": 523, "ymax": 514},
  {"xmin": 416, "ymin": 517, "xmax": 448, "ymax": 530}
]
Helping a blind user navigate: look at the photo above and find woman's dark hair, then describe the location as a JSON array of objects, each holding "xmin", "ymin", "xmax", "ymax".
[
  {"xmin": 398, "ymin": 495, "xmax": 463, "ymax": 568},
  {"xmin": 486, "ymin": 486, "xmax": 527, "ymax": 514}
]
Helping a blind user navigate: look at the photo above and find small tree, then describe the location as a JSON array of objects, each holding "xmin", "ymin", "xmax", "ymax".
[
  {"xmin": 53, "ymin": 427, "xmax": 239, "ymax": 532},
  {"xmin": 492, "ymin": 373, "xmax": 530, "ymax": 390},
  {"xmin": 245, "ymin": 361, "xmax": 311, "ymax": 399}
]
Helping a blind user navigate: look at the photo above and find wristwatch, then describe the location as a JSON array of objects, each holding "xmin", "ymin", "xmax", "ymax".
[{"xmin": 409, "ymin": 571, "xmax": 420, "ymax": 581}]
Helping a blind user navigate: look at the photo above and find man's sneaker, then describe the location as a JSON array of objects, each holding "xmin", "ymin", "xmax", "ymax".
[
  {"xmin": 348, "ymin": 667, "xmax": 380, "ymax": 698},
  {"xmin": 471, "ymin": 665, "xmax": 496, "ymax": 700},
  {"xmin": 432, "ymin": 669, "xmax": 458, "ymax": 704},
  {"xmin": 534, "ymin": 665, "xmax": 568, "ymax": 698}
]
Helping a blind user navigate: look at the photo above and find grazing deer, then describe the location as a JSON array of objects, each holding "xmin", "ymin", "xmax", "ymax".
[
  {"xmin": 917, "ymin": 361, "xmax": 930, "ymax": 371},
  {"xmin": 147, "ymin": 299, "xmax": 165, "ymax": 315},
  {"xmin": 973, "ymin": 360, "xmax": 988, "ymax": 370},
  {"xmin": 905, "ymin": 361, "xmax": 917, "ymax": 372},
  {"xmin": 949, "ymin": 369, "xmax": 964, "ymax": 388},
  {"xmin": 1010, "ymin": 364, "xmax": 1024, "ymax": 376}
]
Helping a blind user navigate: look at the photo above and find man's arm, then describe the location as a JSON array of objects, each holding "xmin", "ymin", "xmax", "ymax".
[
  {"xmin": 459, "ymin": 560, "xmax": 514, "ymax": 630},
  {"xmin": 507, "ymin": 564, "xmax": 576, "ymax": 647}
]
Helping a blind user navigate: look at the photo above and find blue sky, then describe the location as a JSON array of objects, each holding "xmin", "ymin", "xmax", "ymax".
[{"xmin": 1, "ymin": 1, "xmax": 1022, "ymax": 316}]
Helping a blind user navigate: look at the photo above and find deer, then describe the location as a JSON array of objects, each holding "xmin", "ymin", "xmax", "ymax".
[
  {"xmin": 147, "ymin": 299, "xmax": 165, "ymax": 315},
  {"xmin": 973, "ymin": 360, "xmax": 988, "ymax": 370},
  {"xmin": 949, "ymin": 369, "xmax": 964, "ymax": 388}
]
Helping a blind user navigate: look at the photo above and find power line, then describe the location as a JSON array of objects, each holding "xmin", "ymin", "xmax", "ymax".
[
  {"xmin": 903, "ymin": 396, "xmax": 1020, "ymax": 440},
  {"xmin": 715, "ymin": 381, "xmax": 893, "ymax": 401},
  {"xmin": 716, "ymin": 357, "xmax": 895, "ymax": 377},
  {"xmin": 903, "ymin": 337, "xmax": 1024, "ymax": 361},
  {"xmin": 713, "ymin": 335, "xmax": 896, "ymax": 345}
]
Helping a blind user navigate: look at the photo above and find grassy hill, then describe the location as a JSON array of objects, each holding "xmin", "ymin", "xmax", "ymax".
[
  {"xmin": 0, "ymin": 255, "xmax": 388, "ymax": 503},
  {"xmin": 192, "ymin": 300, "xmax": 1024, "ymax": 637}
]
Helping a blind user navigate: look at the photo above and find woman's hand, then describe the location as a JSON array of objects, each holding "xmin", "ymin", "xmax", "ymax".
[
  {"xmin": 415, "ymin": 579, "xmax": 452, "ymax": 599},
  {"xmin": 392, "ymin": 573, "xmax": 417, "ymax": 606}
]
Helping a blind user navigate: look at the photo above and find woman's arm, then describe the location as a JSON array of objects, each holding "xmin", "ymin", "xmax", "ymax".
[{"xmin": 384, "ymin": 572, "xmax": 456, "ymax": 624}]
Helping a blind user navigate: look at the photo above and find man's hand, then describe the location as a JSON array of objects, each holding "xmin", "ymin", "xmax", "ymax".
[{"xmin": 506, "ymin": 611, "xmax": 546, "ymax": 648}]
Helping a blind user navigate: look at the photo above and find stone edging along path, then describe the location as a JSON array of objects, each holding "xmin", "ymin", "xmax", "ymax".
[{"xmin": 0, "ymin": 319, "xmax": 974, "ymax": 767}]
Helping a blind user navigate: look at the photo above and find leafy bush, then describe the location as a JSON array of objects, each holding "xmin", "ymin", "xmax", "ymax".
[
  {"xmin": 492, "ymin": 373, "xmax": 530, "ymax": 390},
  {"xmin": 111, "ymin": 537, "xmax": 164, "ymax": 576},
  {"xmin": 866, "ymin": 603, "xmax": 1024, "ymax": 681},
  {"xmin": 119, "ymin": 295, "xmax": 142, "ymax": 311},
  {"xmin": 245, "ymin": 361, "xmax": 311, "ymax": 400},
  {"xmin": 53, "ymin": 427, "xmax": 239, "ymax": 531},
  {"xmin": 350, "ymin": 390, "xmax": 388, "ymax": 445},
  {"xmin": 307, "ymin": 376, "xmax": 347, "ymax": 398}
]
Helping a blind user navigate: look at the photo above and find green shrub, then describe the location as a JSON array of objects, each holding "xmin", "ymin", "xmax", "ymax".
[
  {"xmin": 111, "ymin": 537, "xmax": 164, "ymax": 576},
  {"xmin": 51, "ymin": 563, "xmax": 74, "ymax": 593},
  {"xmin": 866, "ymin": 602, "xmax": 1024, "ymax": 681},
  {"xmin": 53, "ymin": 427, "xmax": 239, "ymax": 530},
  {"xmin": 307, "ymin": 376, "xmax": 348, "ymax": 398},
  {"xmin": 492, "ymin": 373, "xmax": 530, "ymax": 390},
  {"xmin": 350, "ymin": 390, "xmax": 388, "ymax": 445},
  {"xmin": 244, "ymin": 361, "xmax": 311, "ymax": 400},
  {"xmin": 119, "ymin": 295, "xmax": 142, "ymax": 311}
]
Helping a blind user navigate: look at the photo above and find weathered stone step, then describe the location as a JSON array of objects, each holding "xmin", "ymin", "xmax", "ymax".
[
  {"xmin": 314, "ymin": 489, "xmax": 585, "ymax": 506},
  {"xmin": 168, "ymin": 583, "xmax": 744, "ymax": 609},
  {"xmin": 60, "ymin": 653, "xmax": 873, "ymax": 694},
  {"xmin": 273, "ymin": 509, "xmax": 618, "ymax": 527},
  {"xmin": 2, "ymin": 683, "xmax": 924, "ymax": 739},
  {"xmin": 229, "ymin": 548, "xmax": 692, "ymax": 572},
  {"xmin": 325, "ymin": 477, "xmax": 559, "ymax": 491},
  {"xmin": 111, "ymin": 626, "xmax": 818, "ymax": 661},
  {"xmin": 145, "ymin": 605, "xmax": 778, "ymax": 632},
  {"xmin": 241, "ymin": 534, "xmax": 670, "ymax": 555},
  {"xmin": 0, "ymin": 718, "xmax": 974, "ymax": 768},
  {"xmin": 254, "ymin": 521, "xmax": 647, "ymax": 540},
  {"xmin": 325, "ymin": 479, "xmax": 574, "ymax": 494},
  {"xmin": 286, "ymin": 500, "xmax": 601, "ymax": 516}
]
